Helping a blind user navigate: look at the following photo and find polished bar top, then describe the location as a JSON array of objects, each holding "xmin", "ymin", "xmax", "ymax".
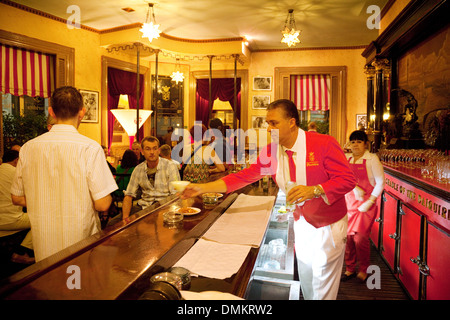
[{"xmin": 0, "ymin": 172, "xmax": 278, "ymax": 300}]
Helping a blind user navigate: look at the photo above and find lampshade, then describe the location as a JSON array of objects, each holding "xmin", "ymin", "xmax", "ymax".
[{"xmin": 111, "ymin": 109, "xmax": 152, "ymax": 147}]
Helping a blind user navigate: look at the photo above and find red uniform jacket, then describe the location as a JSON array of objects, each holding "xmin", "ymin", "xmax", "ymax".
[{"xmin": 222, "ymin": 131, "xmax": 356, "ymax": 228}]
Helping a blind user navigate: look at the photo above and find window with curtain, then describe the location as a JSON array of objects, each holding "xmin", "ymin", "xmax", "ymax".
[
  {"xmin": 1, "ymin": 44, "xmax": 56, "ymax": 148},
  {"xmin": 1, "ymin": 44, "xmax": 55, "ymax": 115},
  {"xmin": 290, "ymin": 74, "xmax": 330, "ymax": 133}
]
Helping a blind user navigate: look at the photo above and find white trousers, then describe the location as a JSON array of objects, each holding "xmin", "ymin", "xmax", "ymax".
[{"xmin": 294, "ymin": 214, "xmax": 347, "ymax": 300}]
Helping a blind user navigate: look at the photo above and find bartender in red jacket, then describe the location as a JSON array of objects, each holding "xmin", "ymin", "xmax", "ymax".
[{"xmin": 182, "ymin": 99, "xmax": 356, "ymax": 299}]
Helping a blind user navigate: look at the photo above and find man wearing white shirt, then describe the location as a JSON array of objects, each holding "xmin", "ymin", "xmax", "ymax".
[{"xmin": 11, "ymin": 86, "xmax": 118, "ymax": 262}]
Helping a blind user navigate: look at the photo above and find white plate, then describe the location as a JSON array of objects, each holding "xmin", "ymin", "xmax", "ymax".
[{"xmin": 177, "ymin": 207, "xmax": 201, "ymax": 216}]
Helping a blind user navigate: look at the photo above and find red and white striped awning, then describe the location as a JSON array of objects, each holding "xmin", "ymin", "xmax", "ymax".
[
  {"xmin": 290, "ymin": 74, "xmax": 331, "ymax": 111},
  {"xmin": 0, "ymin": 44, "xmax": 55, "ymax": 98}
]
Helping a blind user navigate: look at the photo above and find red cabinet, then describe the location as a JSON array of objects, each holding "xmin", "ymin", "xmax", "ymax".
[
  {"xmin": 381, "ymin": 192, "xmax": 398, "ymax": 271},
  {"xmin": 425, "ymin": 223, "xmax": 450, "ymax": 300},
  {"xmin": 381, "ymin": 167, "xmax": 449, "ymax": 300},
  {"xmin": 370, "ymin": 196, "xmax": 382, "ymax": 249},
  {"xmin": 398, "ymin": 205, "xmax": 422, "ymax": 300}
]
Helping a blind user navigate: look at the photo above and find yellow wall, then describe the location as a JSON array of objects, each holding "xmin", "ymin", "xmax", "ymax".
[{"xmin": 1, "ymin": 2, "xmax": 368, "ymax": 147}]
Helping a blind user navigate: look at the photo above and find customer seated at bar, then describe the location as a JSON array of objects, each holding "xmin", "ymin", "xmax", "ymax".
[
  {"xmin": 113, "ymin": 149, "xmax": 139, "ymax": 201},
  {"xmin": 0, "ymin": 150, "xmax": 34, "ymax": 264},
  {"xmin": 160, "ymin": 144, "xmax": 181, "ymax": 170},
  {"xmin": 132, "ymin": 141, "xmax": 145, "ymax": 163},
  {"xmin": 120, "ymin": 136, "xmax": 180, "ymax": 220},
  {"xmin": 181, "ymin": 123, "xmax": 225, "ymax": 183}
]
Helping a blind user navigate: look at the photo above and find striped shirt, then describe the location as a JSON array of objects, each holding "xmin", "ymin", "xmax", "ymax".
[
  {"xmin": 11, "ymin": 124, "xmax": 118, "ymax": 261},
  {"xmin": 124, "ymin": 157, "xmax": 180, "ymax": 208}
]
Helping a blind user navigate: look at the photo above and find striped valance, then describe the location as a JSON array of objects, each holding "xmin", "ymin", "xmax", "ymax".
[
  {"xmin": 0, "ymin": 44, "xmax": 55, "ymax": 98},
  {"xmin": 290, "ymin": 74, "xmax": 331, "ymax": 111}
]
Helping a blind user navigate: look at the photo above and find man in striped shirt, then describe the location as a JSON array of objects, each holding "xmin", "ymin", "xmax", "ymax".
[
  {"xmin": 11, "ymin": 86, "xmax": 118, "ymax": 262},
  {"xmin": 121, "ymin": 136, "xmax": 180, "ymax": 220}
]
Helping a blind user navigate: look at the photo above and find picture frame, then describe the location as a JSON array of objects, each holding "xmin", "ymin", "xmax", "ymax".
[
  {"xmin": 252, "ymin": 95, "xmax": 271, "ymax": 109},
  {"xmin": 252, "ymin": 116, "xmax": 268, "ymax": 129},
  {"xmin": 253, "ymin": 76, "xmax": 272, "ymax": 91},
  {"xmin": 356, "ymin": 114, "xmax": 367, "ymax": 130},
  {"xmin": 80, "ymin": 89, "xmax": 99, "ymax": 123}
]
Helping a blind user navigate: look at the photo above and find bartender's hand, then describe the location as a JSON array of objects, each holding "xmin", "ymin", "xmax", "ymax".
[
  {"xmin": 181, "ymin": 184, "xmax": 205, "ymax": 199},
  {"xmin": 353, "ymin": 186, "xmax": 365, "ymax": 201},
  {"xmin": 287, "ymin": 185, "xmax": 316, "ymax": 204}
]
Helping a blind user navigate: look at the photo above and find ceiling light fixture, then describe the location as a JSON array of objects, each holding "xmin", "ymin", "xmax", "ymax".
[
  {"xmin": 281, "ymin": 9, "xmax": 301, "ymax": 47},
  {"xmin": 170, "ymin": 58, "xmax": 184, "ymax": 84},
  {"xmin": 139, "ymin": 3, "xmax": 161, "ymax": 42}
]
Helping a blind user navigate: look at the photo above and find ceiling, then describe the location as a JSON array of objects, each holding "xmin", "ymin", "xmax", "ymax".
[{"xmin": 10, "ymin": 0, "xmax": 389, "ymax": 51}]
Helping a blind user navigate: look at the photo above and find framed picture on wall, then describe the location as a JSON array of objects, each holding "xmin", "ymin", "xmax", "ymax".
[
  {"xmin": 252, "ymin": 116, "xmax": 268, "ymax": 129},
  {"xmin": 356, "ymin": 114, "xmax": 367, "ymax": 130},
  {"xmin": 253, "ymin": 76, "xmax": 272, "ymax": 91},
  {"xmin": 80, "ymin": 89, "xmax": 99, "ymax": 123},
  {"xmin": 252, "ymin": 95, "xmax": 270, "ymax": 109}
]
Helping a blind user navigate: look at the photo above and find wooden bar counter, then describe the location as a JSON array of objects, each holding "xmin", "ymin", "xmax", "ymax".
[{"xmin": 0, "ymin": 172, "xmax": 278, "ymax": 300}]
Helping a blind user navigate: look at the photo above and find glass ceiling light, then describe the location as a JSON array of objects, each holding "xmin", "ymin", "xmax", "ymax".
[
  {"xmin": 139, "ymin": 3, "xmax": 161, "ymax": 42},
  {"xmin": 170, "ymin": 58, "xmax": 184, "ymax": 84},
  {"xmin": 281, "ymin": 9, "xmax": 301, "ymax": 47}
]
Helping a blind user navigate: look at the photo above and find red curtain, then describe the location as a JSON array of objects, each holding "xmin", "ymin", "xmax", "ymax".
[
  {"xmin": 196, "ymin": 78, "xmax": 241, "ymax": 126},
  {"xmin": 107, "ymin": 67, "xmax": 144, "ymax": 150},
  {"xmin": 290, "ymin": 74, "xmax": 330, "ymax": 111},
  {"xmin": 0, "ymin": 44, "xmax": 55, "ymax": 98}
]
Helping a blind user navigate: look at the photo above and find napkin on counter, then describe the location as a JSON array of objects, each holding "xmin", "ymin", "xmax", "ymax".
[
  {"xmin": 174, "ymin": 194, "xmax": 275, "ymax": 280},
  {"xmin": 202, "ymin": 194, "xmax": 275, "ymax": 247},
  {"xmin": 174, "ymin": 238, "xmax": 251, "ymax": 280}
]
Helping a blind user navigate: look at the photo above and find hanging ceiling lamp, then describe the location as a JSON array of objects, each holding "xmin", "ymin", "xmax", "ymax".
[
  {"xmin": 170, "ymin": 58, "xmax": 184, "ymax": 84},
  {"xmin": 281, "ymin": 9, "xmax": 301, "ymax": 47},
  {"xmin": 111, "ymin": 108, "xmax": 152, "ymax": 148},
  {"xmin": 140, "ymin": 3, "xmax": 161, "ymax": 42}
]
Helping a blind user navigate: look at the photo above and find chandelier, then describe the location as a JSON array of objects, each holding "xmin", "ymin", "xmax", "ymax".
[
  {"xmin": 170, "ymin": 58, "xmax": 184, "ymax": 84},
  {"xmin": 139, "ymin": 3, "xmax": 161, "ymax": 42},
  {"xmin": 281, "ymin": 9, "xmax": 301, "ymax": 47}
]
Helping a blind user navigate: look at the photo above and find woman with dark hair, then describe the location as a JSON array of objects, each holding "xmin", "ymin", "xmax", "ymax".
[
  {"xmin": 113, "ymin": 149, "xmax": 139, "ymax": 199},
  {"xmin": 342, "ymin": 130, "xmax": 385, "ymax": 283}
]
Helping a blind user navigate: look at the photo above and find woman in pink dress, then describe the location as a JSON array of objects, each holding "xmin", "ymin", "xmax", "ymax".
[{"xmin": 342, "ymin": 130, "xmax": 385, "ymax": 282}]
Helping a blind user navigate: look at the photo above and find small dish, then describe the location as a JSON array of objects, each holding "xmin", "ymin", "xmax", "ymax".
[
  {"xmin": 163, "ymin": 211, "xmax": 184, "ymax": 223},
  {"xmin": 204, "ymin": 192, "xmax": 223, "ymax": 198},
  {"xmin": 177, "ymin": 207, "xmax": 201, "ymax": 216},
  {"xmin": 150, "ymin": 272, "xmax": 183, "ymax": 291}
]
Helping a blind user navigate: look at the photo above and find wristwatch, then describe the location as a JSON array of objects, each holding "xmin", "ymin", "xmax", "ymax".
[{"xmin": 313, "ymin": 185, "xmax": 323, "ymax": 198}]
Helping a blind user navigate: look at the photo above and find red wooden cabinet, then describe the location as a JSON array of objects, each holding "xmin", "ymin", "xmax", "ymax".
[
  {"xmin": 381, "ymin": 192, "xmax": 398, "ymax": 271},
  {"xmin": 398, "ymin": 205, "xmax": 422, "ymax": 300},
  {"xmin": 370, "ymin": 196, "xmax": 382, "ymax": 249},
  {"xmin": 425, "ymin": 223, "xmax": 450, "ymax": 300}
]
